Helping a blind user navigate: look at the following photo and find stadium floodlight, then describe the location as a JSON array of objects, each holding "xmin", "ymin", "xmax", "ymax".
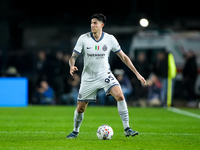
[{"xmin": 139, "ymin": 18, "xmax": 149, "ymax": 27}]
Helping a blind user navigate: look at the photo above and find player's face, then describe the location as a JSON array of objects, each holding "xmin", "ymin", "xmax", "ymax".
[{"xmin": 91, "ymin": 18, "xmax": 104, "ymax": 33}]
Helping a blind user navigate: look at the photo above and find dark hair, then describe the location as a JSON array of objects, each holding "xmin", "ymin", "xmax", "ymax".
[{"xmin": 91, "ymin": 13, "xmax": 106, "ymax": 24}]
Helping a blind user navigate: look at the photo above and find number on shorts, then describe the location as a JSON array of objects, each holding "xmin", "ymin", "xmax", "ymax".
[{"xmin": 105, "ymin": 75, "xmax": 114, "ymax": 83}]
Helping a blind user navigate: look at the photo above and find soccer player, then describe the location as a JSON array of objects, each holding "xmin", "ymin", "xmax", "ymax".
[{"xmin": 66, "ymin": 13, "xmax": 147, "ymax": 138}]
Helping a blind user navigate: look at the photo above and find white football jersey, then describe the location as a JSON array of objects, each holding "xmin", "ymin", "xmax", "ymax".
[{"xmin": 74, "ymin": 32, "xmax": 121, "ymax": 80}]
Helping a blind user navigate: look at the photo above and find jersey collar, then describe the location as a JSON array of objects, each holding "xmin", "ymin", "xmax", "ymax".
[{"xmin": 90, "ymin": 32, "xmax": 104, "ymax": 42}]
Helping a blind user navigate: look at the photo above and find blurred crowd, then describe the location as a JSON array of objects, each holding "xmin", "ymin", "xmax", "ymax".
[
  {"xmin": 0, "ymin": 49, "xmax": 77, "ymax": 105},
  {"xmin": 0, "ymin": 48, "xmax": 198, "ymax": 107}
]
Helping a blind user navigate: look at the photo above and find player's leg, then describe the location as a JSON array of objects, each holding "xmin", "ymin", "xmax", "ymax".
[
  {"xmin": 66, "ymin": 101, "xmax": 89, "ymax": 138},
  {"xmin": 109, "ymin": 85, "xmax": 129, "ymax": 128},
  {"xmin": 74, "ymin": 101, "xmax": 89, "ymax": 131},
  {"xmin": 109, "ymin": 85, "xmax": 138, "ymax": 137}
]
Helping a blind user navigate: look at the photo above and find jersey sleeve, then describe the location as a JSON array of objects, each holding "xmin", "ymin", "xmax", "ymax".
[
  {"xmin": 74, "ymin": 35, "xmax": 84, "ymax": 54},
  {"xmin": 111, "ymin": 35, "xmax": 121, "ymax": 53}
]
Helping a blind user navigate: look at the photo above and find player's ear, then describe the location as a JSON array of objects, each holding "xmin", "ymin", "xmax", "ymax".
[{"xmin": 101, "ymin": 22, "xmax": 104, "ymax": 28}]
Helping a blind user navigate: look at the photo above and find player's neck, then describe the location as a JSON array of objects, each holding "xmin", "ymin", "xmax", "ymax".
[{"xmin": 93, "ymin": 31, "xmax": 102, "ymax": 41}]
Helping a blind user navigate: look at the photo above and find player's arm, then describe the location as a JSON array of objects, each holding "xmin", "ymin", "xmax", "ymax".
[
  {"xmin": 69, "ymin": 51, "xmax": 79, "ymax": 76},
  {"xmin": 116, "ymin": 50, "xmax": 147, "ymax": 85}
]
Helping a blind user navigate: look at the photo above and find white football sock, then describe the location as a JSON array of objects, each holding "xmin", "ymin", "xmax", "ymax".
[
  {"xmin": 73, "ymin": 109, "xmax": 84, "ymax": 132},
  {"xmin": 117, "ymin": 100, "xmax": 129, "ymax": 129}
]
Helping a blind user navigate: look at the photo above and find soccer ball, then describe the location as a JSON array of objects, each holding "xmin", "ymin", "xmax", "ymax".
[{"xmin": 96, "ymin": 125, "xmax": 114, "ymax": 140}]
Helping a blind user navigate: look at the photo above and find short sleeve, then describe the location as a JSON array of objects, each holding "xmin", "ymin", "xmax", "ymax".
[
  {"xmin": 111, "ymin": 35, "xmax": 121, "ymax": 53},
  {"xmin": 74, "ymin": 35, "xmax": 84, "ymax": 54}
]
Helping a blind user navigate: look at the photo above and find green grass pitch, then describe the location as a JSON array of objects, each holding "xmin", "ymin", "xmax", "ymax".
[{"xmin": 0, "ymin": 106, "xmax": 200, "ymax": 150}]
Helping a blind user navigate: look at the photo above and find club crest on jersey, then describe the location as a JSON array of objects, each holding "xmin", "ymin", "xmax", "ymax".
[
  {"xmin": 102, "ymin": 45, "xmax": 108, "ymax": 51},
  {"xmin": 78, "ymin": 93, "xmax": 82, "ymax": 99},
  {"xmin": 95, "ymin": 46, "xmax": 99, "ymax": 50}
]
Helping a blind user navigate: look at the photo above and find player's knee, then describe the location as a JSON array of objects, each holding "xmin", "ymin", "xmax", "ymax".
[
  {"xmin": 77, "ymin": 108, "xmax": 85, "ymax": 113},
  {"xmin": 77, "ymin": 101, "xmax": 88, "ymax": 113},
  {"xmin": 116, "ymin": 93, "xmax": 125, "ymax": 101},
  {"xmin": 77, "ymin": 109, "xmax": 84, "ymax": 113}
]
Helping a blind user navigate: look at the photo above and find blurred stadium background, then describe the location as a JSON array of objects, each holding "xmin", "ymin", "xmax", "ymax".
[{"xmin": 0, "ymin": 0, "xmax": 199, "ymax": 107}]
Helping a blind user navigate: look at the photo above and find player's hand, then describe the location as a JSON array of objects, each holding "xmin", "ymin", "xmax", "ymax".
[
  {"xmin": 136, "ymin": 74, "xmax": 147, "ymax": 86},
  {"xmin": 70, "ymin": 66, "xmax": 78, "ymax": 76}
]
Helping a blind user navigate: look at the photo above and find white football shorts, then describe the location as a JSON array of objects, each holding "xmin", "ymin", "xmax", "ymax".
[{"xmin": 77, "ymin": 72, "xmax": 120, "ymax": 102}]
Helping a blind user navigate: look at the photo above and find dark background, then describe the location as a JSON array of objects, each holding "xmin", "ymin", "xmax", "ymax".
[{"xmin": 0, "ymin": 0, "xmax": 200, "ymax": 49}]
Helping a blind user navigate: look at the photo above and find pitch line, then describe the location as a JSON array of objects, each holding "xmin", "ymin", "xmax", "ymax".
[
  {"xmin": 140, "ymin": 133, "xmax": 200, "ymax": 136},
  {"xmin": 168, "ymin": 107, "xmax": 200, "ymax": 119},
  {"xmin": 0, "ymin": 131, "xmax": 199, "ymax": 136}
]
